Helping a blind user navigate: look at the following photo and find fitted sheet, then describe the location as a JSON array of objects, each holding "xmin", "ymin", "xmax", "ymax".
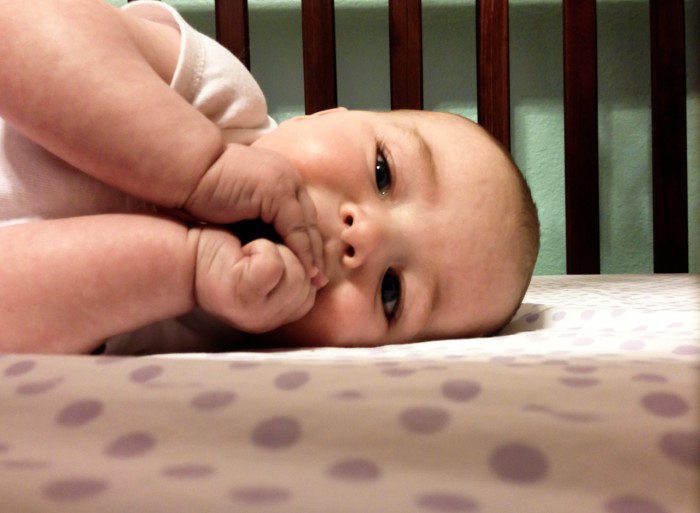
[{"xmin": 1, "ymin": 274, "xmax": 698, "ymax": 512}]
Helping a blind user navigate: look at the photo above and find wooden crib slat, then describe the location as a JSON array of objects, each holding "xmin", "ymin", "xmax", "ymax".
[
  {"xmin": 563, "ymin": 0, "xmax": 600, "ymax": 274},
  {"xmin": 389, "ymin": 0, "xmax": 423, "ymax": 110},
  {"xmin": 215, "ymin": 0, "xmax": 250, "ymax": 69},
  {"xmin": 650, "ymin": 0, "xmax": 688, "ymax": 273},
  {"xmin": 476, "ymin": 0, "xmax": 510, "ymax": 150},
  {"xmin": 301, "ymin": 0, "xmax": 338, "ymax": 114}
]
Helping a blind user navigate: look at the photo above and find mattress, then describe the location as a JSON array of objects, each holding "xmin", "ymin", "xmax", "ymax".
[{"xmin": 1, "ymin": 274, "xmax": 698, "ymax": 512}]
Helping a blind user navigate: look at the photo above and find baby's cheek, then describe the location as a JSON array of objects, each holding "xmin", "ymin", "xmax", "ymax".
[{"xmin": 302, "ymin": 286, "xmax": 377, "ymax": 345}]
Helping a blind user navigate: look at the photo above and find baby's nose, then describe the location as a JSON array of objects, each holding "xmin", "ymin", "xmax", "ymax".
[{"xmin": 339, "ymin": 204, "xmax": 384, "ymax": 269}]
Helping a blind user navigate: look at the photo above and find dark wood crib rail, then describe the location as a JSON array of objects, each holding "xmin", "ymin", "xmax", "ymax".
[
  {"xmin": 649, "ymin": 0, "xmax": 688, "ymax": 274},
  {"xmin": 207, "ymin": 0, "xmax": 689, "ymax": 274}
]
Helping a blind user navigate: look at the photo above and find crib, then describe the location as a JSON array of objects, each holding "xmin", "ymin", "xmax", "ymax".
[{"xmin": 0, "ymin": 1, "xmax": 697, "ymax": 512}]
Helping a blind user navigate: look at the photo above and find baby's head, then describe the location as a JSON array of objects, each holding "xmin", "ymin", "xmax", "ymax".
[{"xmin": 251, "ymin": 108, "xmax": 539, "ymax": 346}]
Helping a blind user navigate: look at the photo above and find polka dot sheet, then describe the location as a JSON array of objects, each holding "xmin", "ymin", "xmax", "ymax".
[{"xmin": 1, "ymin": 274, "xmax": 698, "ymax": 512}]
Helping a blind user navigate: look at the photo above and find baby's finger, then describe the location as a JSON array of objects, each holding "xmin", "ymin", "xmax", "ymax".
[
  {"xmin": 296, "ymin": 187, "xmax": 326, "ymax": 287},
  {"xmin": 281, "ymin": 228, "xmax": 315, "ymax": 280},
  {"xmin": 271, "ymin": 193, "xmax": 320, "ymax": 283},
  {"xmin": 270, "ymin": 244, "xmax": 317, "ymax": 322}
]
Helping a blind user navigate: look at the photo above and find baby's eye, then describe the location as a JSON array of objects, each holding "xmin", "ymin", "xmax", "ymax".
[
  {"xmin": 381, "ymin": 269, "xmax": 401, "ymax": 321},
  {"xmin": 375, "ymin": 152, "xmax": 391, "ymax": 194}
]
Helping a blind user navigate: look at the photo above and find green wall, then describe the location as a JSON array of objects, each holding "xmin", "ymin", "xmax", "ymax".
[{"xmin": 111, "ymin": 0, "xmax": 698, "ymax": 274}]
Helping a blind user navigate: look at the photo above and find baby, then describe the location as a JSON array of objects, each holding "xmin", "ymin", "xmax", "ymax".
[{"xmin": 0, "ymin": 0, "xmax": 539, "ymax": 354}]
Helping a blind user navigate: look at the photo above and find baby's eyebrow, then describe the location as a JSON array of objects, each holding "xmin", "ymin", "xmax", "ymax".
[{"xmin": 405, "ymin": 123, "xmax": 438, "ymax": 191}]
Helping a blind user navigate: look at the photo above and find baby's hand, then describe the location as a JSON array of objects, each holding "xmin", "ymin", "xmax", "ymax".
[
  {"xmin": 192, "ymin": 227, "xmax": 316, "ymax": 333},
  {"xmin": 184, "ymin": 144, "xmax": 326, "ymax": 287}
]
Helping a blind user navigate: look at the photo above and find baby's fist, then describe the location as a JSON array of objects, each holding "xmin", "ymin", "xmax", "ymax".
[{"xmin": 193, "ymin": 228, "xmax": 316, "ymax": 333}]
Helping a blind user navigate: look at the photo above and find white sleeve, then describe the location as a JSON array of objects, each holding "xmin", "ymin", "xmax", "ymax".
[{"xmin": 122, "ymin": 1, "xmax": 276, "ymax": 144}]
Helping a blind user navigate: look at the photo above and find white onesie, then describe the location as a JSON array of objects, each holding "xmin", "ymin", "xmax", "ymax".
[{"xmin": 0, "ymin": 1, "xmax": 275, "ymax": 228}]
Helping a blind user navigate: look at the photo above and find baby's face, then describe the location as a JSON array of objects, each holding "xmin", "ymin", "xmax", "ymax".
[{"xmin": 251, "ymin": 109, "xmax": 523, "ymax": 346}]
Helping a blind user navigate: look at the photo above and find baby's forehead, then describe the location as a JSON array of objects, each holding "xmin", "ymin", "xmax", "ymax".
[
  {"xmin": 386, "ymin": 109, "xmax": 481, "ymax": 132},
  {"xmin": 386, "ymin": 110, "xmax": 498, "ymax": 155},
  {"xmin": 383, "ymin": 110, "xmax": 511, "ymax": 183}
]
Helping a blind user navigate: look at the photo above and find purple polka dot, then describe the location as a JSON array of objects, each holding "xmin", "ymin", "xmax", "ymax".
[
  {"xmin": 524, "ymin": 404, "xmax": 598, "ymax": 423},
  {"xmin": 556, "ymin": 411, "xmax": 599, "ymax": 423},
  {"xmin": 129, "ymin": 365, "xmax": 163, "ymax": 383},
  {"xmin": 4, "ymin": 360, "xmax": 36, "ymax": 377},
  {"xmin": 552, "ymin": 311, "xmax": 566, "ymax": 321},
  {"xmin": 441, "ymin": 380, "xmax": 481, "ymax": 402},
  {"xmin": 490, "ymin": 443, "xmax": 549, "ymax": 484},
  {"xmin": 331, "ymin": 390, "xmax": 365, "ymax": 400},
  {"xmin": 673, "ymin": 345, "xmax": 699, "ymax": 356},
  {"xmin": 490, "ymin": 356, "xmax": 516, "ymax": 364},
  {"xmin": 161, "ymin": 464, "xmax": 215, "ymax": 479},
  {"xmin": 252, "ymin": 416, "xmax": 301, "ymax": 449},
  {"xmin": 604, "ymin": 495, "xmax": 670, "ymax": 513},
  {"xmin": 559, "ymin": 377, "xmax": 600, "ymax": 388},
  {"xmin": 382, "ymin": 367, "xmax": 416, "ymax": 377},
  {"xmin": 0, "ymin": 442, "xmax": 9, "ymax": 453},
  {"xmin": 658, "ymin": 431, "xmax": 700, "ymax": 467},
  {"xmin": 56, "ymin": 399, "xmax": 103, "ymax": 427},
  {"xmin": 229, "ymin": 361, "xmax": 260, "ymax": 370},
  {"xmin": 572, "ymin": 337, "xmax": 594, "ymax": 346},
  {"xmin": 94, "ymin": 356, "xmax": 125, "ymax": 365},
  {"xmin": 190, "ymin": 390, "xmax": 236, "ymax": 411},
  {"xmin": 416, "ymin": 493, "xmax": 479, "ymax": 512},
  {"xmin": 525, "ymin": 313, "xmax": 540, "ymax": 323},
  {"xmin": 422, "ymin": 364, "xmax": 448, "ymax": 371},
  {"xmin": 15, "ymin": 377, "xmax": 63, "ymax": 395},
  {"xmin": 105, "ymin": 432, "xmax": 156, "ymax": 458},
  {"xmin": 400, "ymin": 407, "xmax": 450, "ymax": 434},
  {"xmin": 641, "ymin": 392, "xmax": 689, "ymax": 417},
  {"xmin": 564, "ymin": 365, "xmax": 597, "ymax": 374},
  {"xmin": 620, "ymin": 340, "xmax": 645, "ymax": 351},
  {"xmin": 611, "ymin": 308, "xmax": 626, "ymax": 317},
  {"xmin": 43, "ymin": 478, "xmax": 108, "ymax": 502},
  {"xmin": 631, "ymin": 373, "xmax": 668, "ymax": 383},
  {"xmin": 274, "ymin": 371, "xmax": 310, "ymax": 390},
  {"xmin": 542, "ymin": 359, "xmax": 568, "ymax": 366},
  {"xmin": 327, "ymin": 458, "xmax": 381, "ymax": 482},
  {"xmin": 581, "ymin": 310, "xmax": 595, "ymax": 320},
  {"xmin": 2, "ymin": 459, "xmax": 50, "ymax": 470},
  {"xmin": 230, "ymin": 486, "xmax": 291, "ymax": 505}
]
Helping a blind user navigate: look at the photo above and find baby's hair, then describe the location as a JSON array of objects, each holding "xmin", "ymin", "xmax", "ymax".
[
  {"xmin": 439, "ymin": 111, "xmax": 540, "ymax": 333},
  {"xmin": 488, "ymin": 133, "xmax": 541, "ymax": 331},
  {"xmin": 502, "ymin": 156, "xmax": 540, "ymax": 328},
  {"xmin": 389, "ymin": 109, "xmax": 540, "ymax": 335}
]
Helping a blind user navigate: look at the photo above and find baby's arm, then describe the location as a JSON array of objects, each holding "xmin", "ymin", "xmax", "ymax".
[
  {"xmin": 0, "ymin": 0, "xmax": 204, "ymax": 204},
  {"xmin": 0, "ymin": 216, "xmax": 315, "ymax": 354},
  {"xmin": 0, "ymin": 0, "xmax": 323, "ymax": 282},
  {"xmin": 0, "ymin": 215, "xmax": 197, "ymax": 353}
]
